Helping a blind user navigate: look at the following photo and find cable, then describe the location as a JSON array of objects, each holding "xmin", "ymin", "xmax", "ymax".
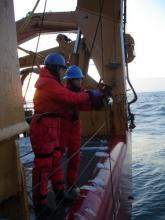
[
  {"xmin": 23, "ymin": 0, "xmax": 48, "ymax": 102},
  {"xmin": 123, "ymin": 0, "xmax": 137, "ymax": 130},
  {"xmin": 18, "ymin": 0, "xmax": 41, "ymax": 33},
  {"xmin": 27, "ymin": 122, "xmax": 106, "ymax": 197},
  {"xmin": 89, "ymin": 0, "xmax": 105, "ymax": 58},
  {"xmin": 26, "ymin": 123, "xmax": 105, "ymax": 218},
  {"xmin": 30, "ymin": 123, "xmax": 105, "ymax": 218},
  {"xmin": 123, "ymin": 0, "xmax": 137, "ymax": 105},
  {"xmin": 48, "ymin": 153, "xmax": 97, "ymax": 219}
]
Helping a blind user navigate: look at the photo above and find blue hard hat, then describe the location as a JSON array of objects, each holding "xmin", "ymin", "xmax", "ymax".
[
  {"xmin": 63, "ymin": 65, "xmax": 84, "ymax": 79},
  {"xmin": 44, "ymin": 53, "xmax": 67, "ymax": 68}
]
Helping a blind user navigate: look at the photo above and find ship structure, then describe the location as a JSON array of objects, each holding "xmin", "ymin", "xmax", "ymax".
[{"xmin": 0, "ymin": 0, "xmax": 135, "ymax": 219}]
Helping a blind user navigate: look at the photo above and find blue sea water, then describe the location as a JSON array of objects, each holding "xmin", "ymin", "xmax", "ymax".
[{"xmin": 131, "ymin": 91, "xmax": 165, "ymax": 220}]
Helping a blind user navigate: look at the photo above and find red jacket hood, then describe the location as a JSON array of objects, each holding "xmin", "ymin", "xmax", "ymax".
[{"xmin": 35, "ymin": 67, "xmax": 58, "ymax": 89}]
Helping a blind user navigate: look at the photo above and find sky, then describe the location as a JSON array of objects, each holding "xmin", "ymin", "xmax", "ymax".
[
  {"xmin": 127, "ymin": 0, "xmax": 165, "ymax": 92},
  {"xmin": 13, "ymin": 0, "xmax": 165, "ymax": 94}
]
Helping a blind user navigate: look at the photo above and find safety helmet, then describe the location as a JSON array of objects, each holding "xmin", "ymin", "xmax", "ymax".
[
  {"xmin": 63, "ymin": 65, "xmax": 84, "ymax": 79},
  {"xmin": 44, "ymin": 53, "xmax": 67, "ymax": 69}
]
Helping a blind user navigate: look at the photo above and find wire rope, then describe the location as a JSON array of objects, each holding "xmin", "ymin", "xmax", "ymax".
[
  {"xmin": 18, "ymin": 0, "xmax": 41, "ymax": 33},
  {"xmin": 23, "ymin": 0, "xmax": 48, "ymax": 102}
]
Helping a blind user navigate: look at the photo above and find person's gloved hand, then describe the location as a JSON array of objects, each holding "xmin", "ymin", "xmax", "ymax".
[
  {"xmin": 99, "ymin": 84, "xmax": 112, "ymax": 97},
  {"xmin": 89, "ymin": 89, "xmax": 103, "ymax": 97}
]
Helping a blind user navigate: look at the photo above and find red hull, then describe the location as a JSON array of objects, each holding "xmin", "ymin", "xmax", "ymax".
[{"xmin": 66, "ymin": 135, "xmax": 132, "ymax": 220}]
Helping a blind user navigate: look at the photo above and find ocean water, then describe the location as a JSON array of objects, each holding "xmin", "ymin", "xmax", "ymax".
[{"xmin": 131, "ymin": 91, "xmax": 165, "ymax": 220}]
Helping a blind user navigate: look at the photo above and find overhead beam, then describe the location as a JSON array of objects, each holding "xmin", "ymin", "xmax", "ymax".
[{"xmin": 16, "ymin": 12, "xmax": 77, "ymax": 44}]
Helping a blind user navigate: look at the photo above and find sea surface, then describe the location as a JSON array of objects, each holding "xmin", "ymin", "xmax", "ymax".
[{"xmin": 131, "ymin": 91, "xmax": 165, "ymax": 220}]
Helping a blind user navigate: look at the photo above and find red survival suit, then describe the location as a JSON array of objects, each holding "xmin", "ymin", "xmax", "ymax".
[
  {"xmin": 60, "ymin": 83, "xmax": 91, "ymax": 187},
  {"xmin": 29, "ymin": 67, "xmax": 91, "ymax": 208}
]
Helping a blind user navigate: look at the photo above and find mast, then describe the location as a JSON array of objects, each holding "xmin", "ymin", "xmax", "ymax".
[
  {"xmin": 0, "ymin": 0, "xmax": 29, "ymax": 219},
  {"xmin": 76, "ymin": 0, "xmax": 127, "ymax": 139}
]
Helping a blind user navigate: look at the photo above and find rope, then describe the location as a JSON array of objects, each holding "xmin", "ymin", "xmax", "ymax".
[
  {"xmin": 89, "ymin": 0, "xmax": 105, "ymax": 85},
  {"xmin": 28, "ymin": 123, "xmax": 105, "ymax": 218},
  {"xmin": 89, "ymin": 0, "xmax": 105, "ymax": 59},
  {"xmin": 23, "ymin": 0, "xmax": 48, "ymax": 102},
  {"xmin": 18, "ymin": 0, "xmax": 41, "ymax": 33},
  {"xmin": 81, "ymin": 122, "xmax": 105, "ymax": 148},
  {"xmin": 20, "ymin": 122, "xmax": 105, "ymax": 160},
  {"xmin": 48, "ymin": 153, "xmax": 97, "ymax": 219},
  {"xmin": 27, "ymin": 122, "xmax": 105, "ymax": 197}
]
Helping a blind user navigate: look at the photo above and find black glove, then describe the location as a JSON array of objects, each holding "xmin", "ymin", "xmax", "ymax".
[{"xmin": 99, "ymin": 83, "xmax": 112, "ymax": 97}]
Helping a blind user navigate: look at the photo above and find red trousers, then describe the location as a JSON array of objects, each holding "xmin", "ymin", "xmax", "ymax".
[
  {"xmin": 60, "ymin": 119, "xmax": 81, "ymax": 187},
  {"xmin": 30, "ymin": 117, "xmax": 64, "ymax": 207}
]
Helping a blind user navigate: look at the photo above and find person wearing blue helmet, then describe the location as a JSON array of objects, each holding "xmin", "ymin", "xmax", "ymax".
[
  {"xmin": 63, "ymin": 65, "xmax": 84, "ymax": 79},
  {"xmin": 44, "ymin": 52, "xmax": 67, "ymax": 81},
  {"xmin": 60, "ymin": 65, "xmax": 94, "ymax": 199},
  {"xmin": 29, "ymin": 53, "xmax": 104, "ymax": 218}
]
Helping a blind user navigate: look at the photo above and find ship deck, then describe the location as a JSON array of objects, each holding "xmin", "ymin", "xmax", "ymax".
[{"xmin": 20, "ymin": 137, "xmax": 109, "ymax": 220}]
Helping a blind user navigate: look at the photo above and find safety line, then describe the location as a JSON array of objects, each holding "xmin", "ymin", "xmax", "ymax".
[
  {"xmin": 48, "ymin": 153, "xmax": 97, "ymax": 219},
  {"xmin": 23, "ymin": 0, "xmax": 48, "ymax": 102},
  {"xmin": 27, "ymin": 122, "xmax": 106, "ymax": 196}
]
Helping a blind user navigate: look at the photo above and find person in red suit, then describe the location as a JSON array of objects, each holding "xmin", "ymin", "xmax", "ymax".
[
  {"xmin": 29, "ymin": 53, "xmax": 103, "ymax": 217},
  {"xmin": 60, "ymin": 65, "xmax": 92, "ymax": 199}
]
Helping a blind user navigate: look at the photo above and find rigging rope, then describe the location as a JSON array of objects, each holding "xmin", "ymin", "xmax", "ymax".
[
  {"xmin": 89, "ymin": 0, "xmax": 105, "ymax": 84},
  {"xmin": 89, "ymin": 0, "xmax": 105, "ymax": 56},
  {"xmin": 37, "ymin": 152, "xmax": 96, "ymax": 219},
  {"xmin": 27, "ymin": 123, "xmax": 106, "ymax": 217},
  {"xmin": 18, "ymin": 0, "xmax": 41, "ymax": 33},
  {"xmin": 20, "ymin": 123, "xmax": 105, "ymax": 161},
  {"xmin": 48, "ymin": 153, "xmax": 97, "ymax": 219},
  {"xmin": 23, "ymin": 0, "xmax": 48, "ymax": 102},
  {"xmin": 27, "ymin": 122, "xmax": 106, "ymax": 195}
]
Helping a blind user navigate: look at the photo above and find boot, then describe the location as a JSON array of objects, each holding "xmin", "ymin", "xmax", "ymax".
[{"xmin": 65, "ymin": 185, "xmax": 80, "ymax": 201}]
